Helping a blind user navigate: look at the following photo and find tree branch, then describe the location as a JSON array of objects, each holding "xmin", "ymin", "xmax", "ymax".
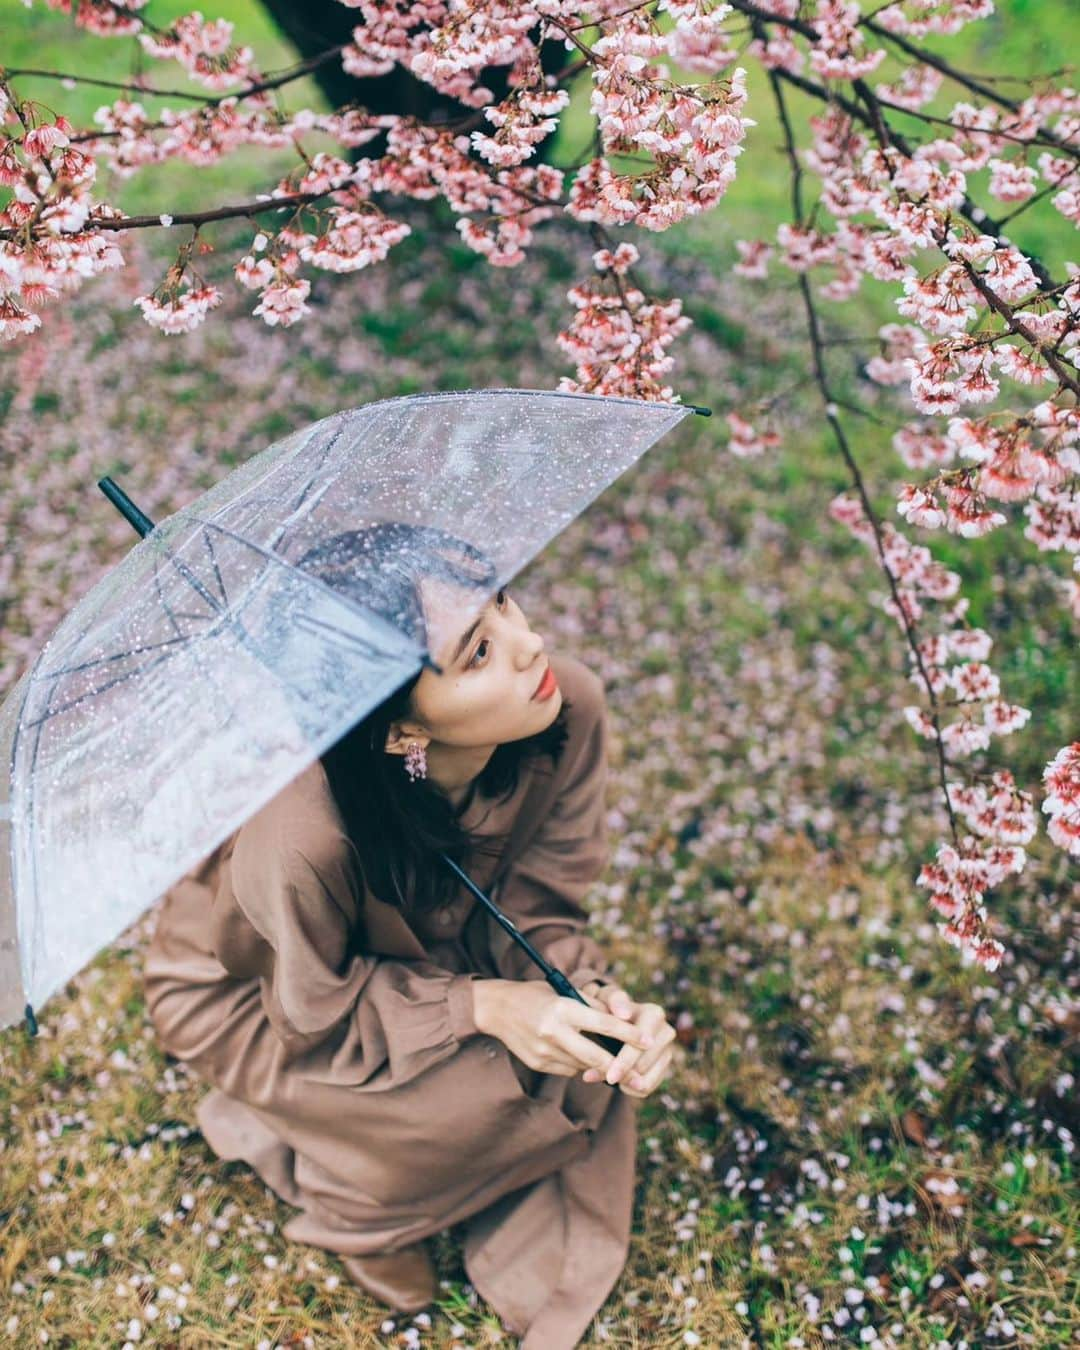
[{"xmin": 768, "ymin": 58, "xmax": 961, "ymax": 845}]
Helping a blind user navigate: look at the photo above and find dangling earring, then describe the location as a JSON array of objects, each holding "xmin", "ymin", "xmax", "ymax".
[{"xmin": 404, "ymin": 740, "xmax": 428, "ymax": 782}]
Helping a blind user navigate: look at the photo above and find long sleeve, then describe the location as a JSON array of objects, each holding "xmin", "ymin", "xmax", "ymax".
[
  {"xmin": 487, "ymin": 673, "xmax": 616, "ymax": 993},
  {"xmin": 218, "ymin": 825, "xmax": 482, "ymax": 1090}
]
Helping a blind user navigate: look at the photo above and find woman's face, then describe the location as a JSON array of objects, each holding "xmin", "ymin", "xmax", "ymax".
[{"xmin": 404, "ymin": 578, "xmax": 563, "ymax": 748}]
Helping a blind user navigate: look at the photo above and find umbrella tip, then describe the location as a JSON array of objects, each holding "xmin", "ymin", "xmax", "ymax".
[
  {"xmin": 98, "ymin": 476, "xmax": 157, "ymax": 539},
  {"xmin": 686, "ymin": 403, "xmax": 712, "ymax": 417},
  {"xmin": 24, "ymin": 1003, "xmax": 38, "ymax": 1037}
]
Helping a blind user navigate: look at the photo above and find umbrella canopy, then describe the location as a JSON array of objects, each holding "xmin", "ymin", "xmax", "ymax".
[{"xmin": 0, "ymin": 389, "xmax": 698, "ymax": 1032}]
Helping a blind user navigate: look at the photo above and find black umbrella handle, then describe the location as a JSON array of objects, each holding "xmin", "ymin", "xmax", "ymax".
[{"xmin": 440, "ymin": 854, "xmax": 631, "ymax": 1077}]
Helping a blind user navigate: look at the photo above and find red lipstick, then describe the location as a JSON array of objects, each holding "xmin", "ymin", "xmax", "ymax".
[{"xmin": 531, "ymin": 664, "xmax": 558, "ymax": 701}]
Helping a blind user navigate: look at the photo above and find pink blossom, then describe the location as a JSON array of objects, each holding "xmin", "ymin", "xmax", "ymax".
[
  {"xmin": 251, "ymin": 277, "xmax": 311, "ymax": 328},
  {"xmin": 942, "ymin": 483, "xmax": 1007, "ymax": 538},
  {"xmin": 725, "ymin": 412, "xmax": 781, "ymax": 458},
  {"xmin": 981, "ymin": 244, "xmax": 1040, "ymax": 304},
  {"xmin": 23, "ymin": 117, "xmax": 74, "ymax": 160},
  {"xmin": 949, "ymin": 661, "xmax": 999, "ymax": 702},
  {"xmin": 666, "ymin": 10, "xmax": 739, "ymax": 75},
  {"xmin": 897, "ymin": 484, "xmax": 946, "ymax": 530},
  {"xmin": 994, "ymin": 342, "xmax": 1055, "ymax": 386},
  {"xmin": 133, "ymin": 282, "xmax": 222, "ymax": 334},
  {"xmin": 300, "ymin": 210, "xmax": 411, "ymax": 273},
  {"xmin": 982, "ymin": 700, "xmax": 1032, "ymax": 736},
  {"xmin": 948, "ymin": 628, "xmax": 993, "ymax": 662},
  {"xmin": 1042, "ymin": 742, "xmax": 1080, "ymax": 858},
  {"xmin": 592, "ymin": 242, "xmax": 639, "ymax": 276},
  {"xmin": 1022, "ymin": 482, "xmax": 1080, "ymax": 553},
  {"xmin": 732, "ymin": 239, "xmax": 773, "ymax": 279},
  {"xmin": 874, "ymin": 63, "xmax": 943, "ymax": 112},
  {"xmin": 986, "ymin": 157, "xmax": 1037, "ymax": 202}
]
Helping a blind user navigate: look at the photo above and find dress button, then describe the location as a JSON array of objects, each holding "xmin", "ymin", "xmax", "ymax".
[
  {"xmin": 438, "ymin": 908, "xmax": 452, "ymax": 924},
  {"xmin": 485, "ymin": 1041, "xmax": 498, "ymax": 1058}
]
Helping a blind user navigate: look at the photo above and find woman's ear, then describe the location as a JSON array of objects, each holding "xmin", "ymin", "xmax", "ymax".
[{"xmin": 384, "ymin": 722, "xmax": 431, "ymax": 757}]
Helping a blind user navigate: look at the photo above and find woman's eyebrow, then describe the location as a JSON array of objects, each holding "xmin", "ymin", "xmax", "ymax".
[{"xmin": 450, "ymin": 600, "xmax": 490, "ymax": 665}]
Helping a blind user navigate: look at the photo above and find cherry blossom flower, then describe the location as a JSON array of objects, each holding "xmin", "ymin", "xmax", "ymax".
[
  {"xmin": 251, "ymin": 277, "xmax": 311, "ymax": 328},
  {"xmin": 1042, "ymin": 742, "xmax": 1080, "ymax": 857},
  {"xmin": 726, "ymin": 412, "xmax": 781, "ymax": 458},
  {"xmin": 133, "ymin": 281, "xmax": 222, "ymax": 334}
]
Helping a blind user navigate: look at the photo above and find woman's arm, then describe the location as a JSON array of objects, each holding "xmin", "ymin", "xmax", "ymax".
[{"xmin": 226, "ymin": 836, "xmax": 484, "ymax": 1089}]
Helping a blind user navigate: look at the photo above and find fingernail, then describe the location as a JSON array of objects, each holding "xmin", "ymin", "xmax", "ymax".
[
  {"xmin": 629, "ymin": 1073, "xmax": 645, "ymax": 1088},
  {"xmin": 606, "ymin": 1065, "xmax": 621, "ymax": 1084},
  {"xmin": 583, "ymin": 1069, "xmax": 599, "ymax": 1083}
]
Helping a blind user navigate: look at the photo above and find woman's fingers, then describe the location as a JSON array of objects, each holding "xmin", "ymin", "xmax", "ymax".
[
  {"xmin": 594, "ymin": 985, "xmax": 636, "ymax": 1019},
  {"xmin": 628, "ymin": 1019, "xmax": 676, "ymax": 1076},
  {"xmin": 558, "ymin": 1028, "xmax": 621, "ymax": 1078},
  {"xmin": 620, "ymin": 1045, "xmax": 674, "ymax": 1096},
  {"xmin": 599, "ymin": 1007, "xmax": 670, "ymax": 1084},
  {"xmin": 569, "ymin": 1003, "xmax": 654, "ymax": 1052}
]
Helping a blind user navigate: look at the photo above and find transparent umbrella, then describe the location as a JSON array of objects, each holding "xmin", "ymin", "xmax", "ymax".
[{"xmin": 0, "ymin": 388, "xmax": 704, "ymax": 1044}]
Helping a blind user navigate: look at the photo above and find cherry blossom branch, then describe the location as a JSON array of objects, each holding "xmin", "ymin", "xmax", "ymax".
[
  {"xmin": 84, "ymin": 191, "xmax": 337, "ymax": 232},
  {"xmin": 863, "ymin": 15, "xmax": 1080, "ymax": 159},
  {"xmin": 766, "ymin": 58, "xmax": 960, "ymax": 844},
  {"xmin": 0, "ymin": 45, "xmax": 346, "ymax": 106},
  {"xmin": 727, "ymin": 0, "xmax": 1078, "ymax": 163},
  {"xmin": 756, "ymin": 60, "xmax": 1061, "ymax": 292}
]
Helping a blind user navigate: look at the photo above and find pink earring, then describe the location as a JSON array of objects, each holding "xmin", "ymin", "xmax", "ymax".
[{"xmin": 404, "ymin": 740, "xmax": 428, "ymax": 781}]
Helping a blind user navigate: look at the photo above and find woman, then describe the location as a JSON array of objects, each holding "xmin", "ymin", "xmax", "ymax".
[{"xmin": 143, "ymin": 522, "xmax": 678, "ymax": 1349}]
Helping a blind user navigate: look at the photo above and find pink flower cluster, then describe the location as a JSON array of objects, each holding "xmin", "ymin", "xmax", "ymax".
[
  {"xmin": 809, "ymin": 0, "xmax": 887, "ymax": 82},
  {"xmin": 875, "ymin": 0, "xmax": 995, "ymax": 38},
  {"xmin": 725, "ymin": 411, "xmax": 781, "ymax": 458},
  {"xmin": 138, "ymin": 12, "xmax": 259, "ymax": 91},
  {"xmin": 133, "ymin": 280, "xmax": 222, "ymax": 334},
  {"xmin": 829, "ymin": 489, "xmax": 1033, "ymax": 970},
  {"xmin": 1042, "ymin": 743, "xmax": 1080, "ymax": 857},
  {"xmin": 470, "ymin": 86, "xmax": 570, "ymax": 168},
  {"xmin": 41, "ymin": 0, "xmax": 149, "ymax": 38},
  {"xmin": 916, "ymin": 769, "xmax": 1035, "ymax": 972},
  {"xmin": 556, "ymin": 242, "xmax": 691, "ymax": 401},
  {"xmin": 232, "ymin": 223, "xmax": 315, "ymax": 328},
  {"xmin": 893, "ymin": 402, "xmax": 1080, "ymax": 546},
  {"xmin": 0, "ymin": 111, "xmax": 126, "ymax": 342},
  {"xmin": 577, "ymin": 20, "xmax": 752, "ymax": 232}
]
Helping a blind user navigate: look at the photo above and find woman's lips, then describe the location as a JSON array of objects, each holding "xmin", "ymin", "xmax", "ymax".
[{"xmin": 531, "ymin": 665, "xmax": 558, "ymax": 701}]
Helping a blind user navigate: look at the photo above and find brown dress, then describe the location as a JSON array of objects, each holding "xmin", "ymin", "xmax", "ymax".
[{"xmin": 143, "ymin": 650, "xmax": 640, "ymax": 1349}]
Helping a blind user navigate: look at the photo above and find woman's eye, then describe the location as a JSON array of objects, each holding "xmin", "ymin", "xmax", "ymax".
[{"xmin": 468, "ymin": 591, "xmax": 508, "ymax": 667}]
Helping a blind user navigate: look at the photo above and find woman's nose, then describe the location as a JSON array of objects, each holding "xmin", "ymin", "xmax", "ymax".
[{"xmin": 518, "ymin": 628, "xmax": 544, "ymax": 667}]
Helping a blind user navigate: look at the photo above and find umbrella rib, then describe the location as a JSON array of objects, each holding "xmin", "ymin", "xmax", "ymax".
[
  {"xmin": 38, "ymin": 632, "xmax": 194, "ymax": 682},
  {"xmin": 19, "ymin": 639, "xmax": 211, "ymax": 730},
  {"xmin": 184, "ymin": 513, "xmax": 427, "ymax": 666},
  {"xmin": 264, "ymin": 421, "xmax": 344, "ymax": 553},
  {"xmin": 291, "ymin": 610, "xmax": 400, "ymax": 662},
  {"xmin": 24, "ymin": 513, "xmax": 407, "ymax": 729},
  {"xmin": 153, "ymin": 549, "xmax": 201, "ymax": 643},
  {"xmin": 199, "ymin": 527, "xmax": 231, "ymax": 611}
]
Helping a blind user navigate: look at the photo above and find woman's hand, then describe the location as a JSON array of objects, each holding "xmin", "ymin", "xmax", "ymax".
[
  {"xmin": 472, "ymin": 978, "xmax": 653, "ymax": 1078},
  {"xmin": 577, "ymin": 981, "xmax": 677, "ymax": 1099}
]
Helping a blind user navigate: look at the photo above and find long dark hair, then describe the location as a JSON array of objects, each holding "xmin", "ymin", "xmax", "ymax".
[{"xmin": 297, "ymin": 522, "xmax": 571, "ymax": 915}]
